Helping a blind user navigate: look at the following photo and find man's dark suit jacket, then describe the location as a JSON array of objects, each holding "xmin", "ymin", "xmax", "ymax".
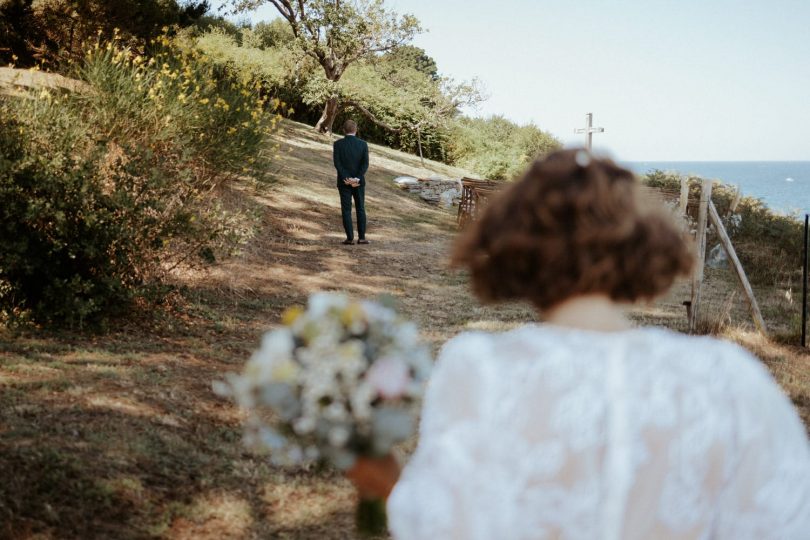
[{"xmin": 333, "ymin": 135, "xmax": 369, "ymax": 187}]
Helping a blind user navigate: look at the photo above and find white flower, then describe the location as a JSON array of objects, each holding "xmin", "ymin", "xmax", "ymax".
[
  {"xmin": 304, "ymin": 446, "xmax": 320, "ymax": 461},
  {"xmin": 258, "ymin": 426, "xmax": 286, "ymax": 450},
  {"xmin": 259, "ymin": 383, "xmax": 301, "ymax": 421},
  {"xmin": 258, "ymin": 328, "xmax": 295, "ymax": 362},
  {"xmin": 329, "ymin": 426, "xmax": 351, "ymax": 447},
  {"xmin": 243, "ymin": 328, "xmax": 296, "ymax": 385},
  {"xmin": 324, "ymin": 401, "xmax": 349, "ymax": 422},
  {"xmin": 270, "ymin": 359, "xmax": 299, "ymax": 383},
  {"xmin": 366, "ymin": 355, "xmax": 411, "ymax": 399},
  {"xmin": 360, "ymin": 300, "xmax": 396, "ymax": 324},
  {"xmin": 286, "ymin": 445, "xmax": 304, "ymax": 464},
  {"xmin": 211, "ymin": 380, "xmax": 231, "ymax": 397},
  {"xmin": 225, "ymin": 373, "xmax": 256, "ymax": 408},
  {"xmin": 308, "ymin": 291, "xmax": 349, "ymax": 318},
  {"xmin": 225, "ymin": 292, "xmax": 433, "ymax": 469},
  {"xmin": 350, "ymin": 381, "xmax": 375, "ymax": 421},
  {"xmin": 394, "ymin": 321, "xmax": 420, "ymax": 347},
  {"xmin": 294, "ymin": 416, "xmax": 316, "ymax": 435}
]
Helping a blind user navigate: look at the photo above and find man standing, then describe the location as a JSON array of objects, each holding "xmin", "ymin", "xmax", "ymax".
[{"xmin": 333, "ymin": 119, "xmax": 370, "ymax": 245}]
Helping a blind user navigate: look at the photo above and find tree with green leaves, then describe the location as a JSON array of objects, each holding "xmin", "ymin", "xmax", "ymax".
[
  {"xmin": 230, "ymin": 0, "xmax": 421, "ymax": 133},
  {"xmin": 385, "ymin": 45, "xmax": 438, "ymax": 80},
  {"xmin": 338, "ymin": 51, "xmax": 483, "ymax": 165}
]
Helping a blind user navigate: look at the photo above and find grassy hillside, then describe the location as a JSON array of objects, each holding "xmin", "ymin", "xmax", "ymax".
[{"xmin": 1, "ymin": 119, "xmax": 808, "ymax": 539}]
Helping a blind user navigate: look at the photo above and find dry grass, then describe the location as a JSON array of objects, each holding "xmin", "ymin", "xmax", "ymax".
[{"xmin": 1, "ymin": 119, "xmax": 807, "ymax": 539}]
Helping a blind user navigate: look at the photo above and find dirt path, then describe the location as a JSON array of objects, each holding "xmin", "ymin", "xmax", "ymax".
[{"xmin": 1, "ymin": 120, "xmax": 807, "ymax": 539}]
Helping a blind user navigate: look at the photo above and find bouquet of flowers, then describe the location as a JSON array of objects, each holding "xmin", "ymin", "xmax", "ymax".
[{"xmin": 214, "ymin": 292, "xmax": 432, "ymax": 535}]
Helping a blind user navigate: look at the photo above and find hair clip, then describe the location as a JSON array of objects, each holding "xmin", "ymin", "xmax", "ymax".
[{"xmin": 575, "ymin": 150, "xmax": 592, "ymax": 168}]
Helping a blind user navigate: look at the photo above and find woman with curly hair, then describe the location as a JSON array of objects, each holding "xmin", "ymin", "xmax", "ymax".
[{"xmin": 348, "ymin": 149, "xmax": 810, "ymax": 539}]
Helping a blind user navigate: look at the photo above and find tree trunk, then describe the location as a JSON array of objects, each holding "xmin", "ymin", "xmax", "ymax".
[
  {"xmin": 315, "ymin": 96, "xmax": 340, "ymax": 134},
  {"xmin": 416, "ymin": 125, "xmax": 425, "ymax": 167}
]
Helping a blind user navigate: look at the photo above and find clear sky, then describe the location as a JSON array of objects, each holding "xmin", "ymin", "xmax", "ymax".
[{"xmin": 226, "ymin": 0, "xmax": 810, "ymax": 161}]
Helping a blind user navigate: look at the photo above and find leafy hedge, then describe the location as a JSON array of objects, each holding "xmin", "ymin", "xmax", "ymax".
[
  {"xmin": 446, "ymin": 116, "xmax": 561, "ymax": 180},
  {"xmin": 642, "ymin": 170, "xmax": 804, "ymax": 287},
  {"xmin": 0, "ymin": 37, "xmax": 280, "ymax": 327},
  {"xmin": 0, "ymin": 0, "xmax": 208, "ymax": 67},
  {"xmin": 193, "ymin": 25, "xmax": 562, "ymax": 180}
]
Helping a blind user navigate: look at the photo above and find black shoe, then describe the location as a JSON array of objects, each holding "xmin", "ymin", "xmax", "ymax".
[
  {"xmin": 357, "ymin": 239, "xmax": 369, "ymax": 245},
  {"xmin": 342, "ymin": 239, "xmax": 354, "ymax": 245}
]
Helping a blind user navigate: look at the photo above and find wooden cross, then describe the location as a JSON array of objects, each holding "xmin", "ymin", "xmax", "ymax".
[{"xmin": 574, "ymin": 112, "xmax": 604, "ymax": 150}]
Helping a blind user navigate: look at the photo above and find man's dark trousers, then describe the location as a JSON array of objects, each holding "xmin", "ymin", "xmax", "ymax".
[
  {"xmin": 338, "ymin": 183, "xmax": 366, "ymax": 241},
  {"xmin": 333, "ymin": 134, "xmax": 369, "ymax": 241}
]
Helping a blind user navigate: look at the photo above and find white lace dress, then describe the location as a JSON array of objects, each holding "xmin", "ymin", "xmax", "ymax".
[{"xmin": 387, "ymin": 325, "xmax": 810, "ymax": 540}]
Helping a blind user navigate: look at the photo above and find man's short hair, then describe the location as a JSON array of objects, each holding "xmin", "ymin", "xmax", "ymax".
[{"xmin": 343, "ymin": 119, "xmax": 358, "ymax": 134}]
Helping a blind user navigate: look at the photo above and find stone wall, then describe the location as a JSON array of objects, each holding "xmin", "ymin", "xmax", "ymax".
[{"xmin": 394, "ymin": 177, "xmax": 462, "ymax": 207}]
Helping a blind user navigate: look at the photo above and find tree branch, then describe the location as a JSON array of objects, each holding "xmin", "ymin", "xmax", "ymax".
[
  {"xmin": 268, "ymin": 0, "xmax": 299, "ymax": 35},
  {"xmin": 343, "ymin": 100, "xmax": 401, "ymax": 133}
]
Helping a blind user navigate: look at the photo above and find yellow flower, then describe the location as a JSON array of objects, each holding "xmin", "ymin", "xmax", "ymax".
[
  {"xmin": 340, "ymin": 302, "xmax": 365, "ymax": 328},
  {"xmin": 281, "ymin": 306, "xmax": 304, "ymax": 326},
  {"xmin": 270, "ymin": 359, "xmax": 299, "ymax": 383},
  {"xmin": 199, "ymin": 98, "xmax": 210, "ymax": 105}
]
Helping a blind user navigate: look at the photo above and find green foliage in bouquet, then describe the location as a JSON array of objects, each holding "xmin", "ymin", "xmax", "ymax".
[{"xmin": 0, "ymin": 35, "xmax": 281, "ymax": 326}]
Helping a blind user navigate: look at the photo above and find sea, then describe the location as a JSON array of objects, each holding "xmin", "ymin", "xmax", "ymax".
[{"xmin": 624, "ymin": 161, "xmax": 810, "ymax": 216}]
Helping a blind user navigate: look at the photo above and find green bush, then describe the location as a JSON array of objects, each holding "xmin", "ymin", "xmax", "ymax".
[
  {"xmin": 0, "ymin": 0, "xmax": 209, "ymax": 67},
  {"xmin": 642, "ymin": 170, "xmax": 803, "ymax": 287},
  {"xmin": 446, "ymin": 116, "xmax": 561, "ymax": 180},
  {"xmin": 193, "ymin": 23, "xmax": 561, "ymax": 175},
  {"xmin": 0, "ymin": 37, "xmax": 280, "ymax": 326}
]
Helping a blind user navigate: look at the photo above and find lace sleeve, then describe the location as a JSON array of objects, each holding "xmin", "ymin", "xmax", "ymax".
[
  {"xmin": 714, "ymin": 344, "xmax": 810, "ymax": 539},
  {"xmin": 387, "ymin": 332, "xmax": 494, "ymax": 539}
]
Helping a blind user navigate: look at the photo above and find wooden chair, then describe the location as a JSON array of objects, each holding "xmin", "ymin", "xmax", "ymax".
[{"xmin": 457, "ymin": 177, "xmax": 501, "ymax": 227}]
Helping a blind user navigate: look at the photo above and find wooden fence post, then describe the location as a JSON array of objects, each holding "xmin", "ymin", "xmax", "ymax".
[
  {"xmin": 689, "ymin": 179, "xmax": 713, "ymax": 333},
  {"xmin": 708, "ymin": 201, "xmax": 767, "ymax": 335},
  {"xmin": 679, "ymin": 177, "xmax": 689, "ymax": 216},
  {"xmin": 728, "ymin": 185, "xmax": 742, "ymax": 216}
]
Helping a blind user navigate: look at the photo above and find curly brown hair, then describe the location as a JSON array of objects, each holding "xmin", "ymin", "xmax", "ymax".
[{"xmin": 452, "ymin": 149, "xmax": 694, "ymax": 310}]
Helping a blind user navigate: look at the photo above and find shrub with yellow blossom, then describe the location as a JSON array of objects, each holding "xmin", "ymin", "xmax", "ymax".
[{"xmin": 0, "ymin": 34, "xmax": 282, "ymax": 326}]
